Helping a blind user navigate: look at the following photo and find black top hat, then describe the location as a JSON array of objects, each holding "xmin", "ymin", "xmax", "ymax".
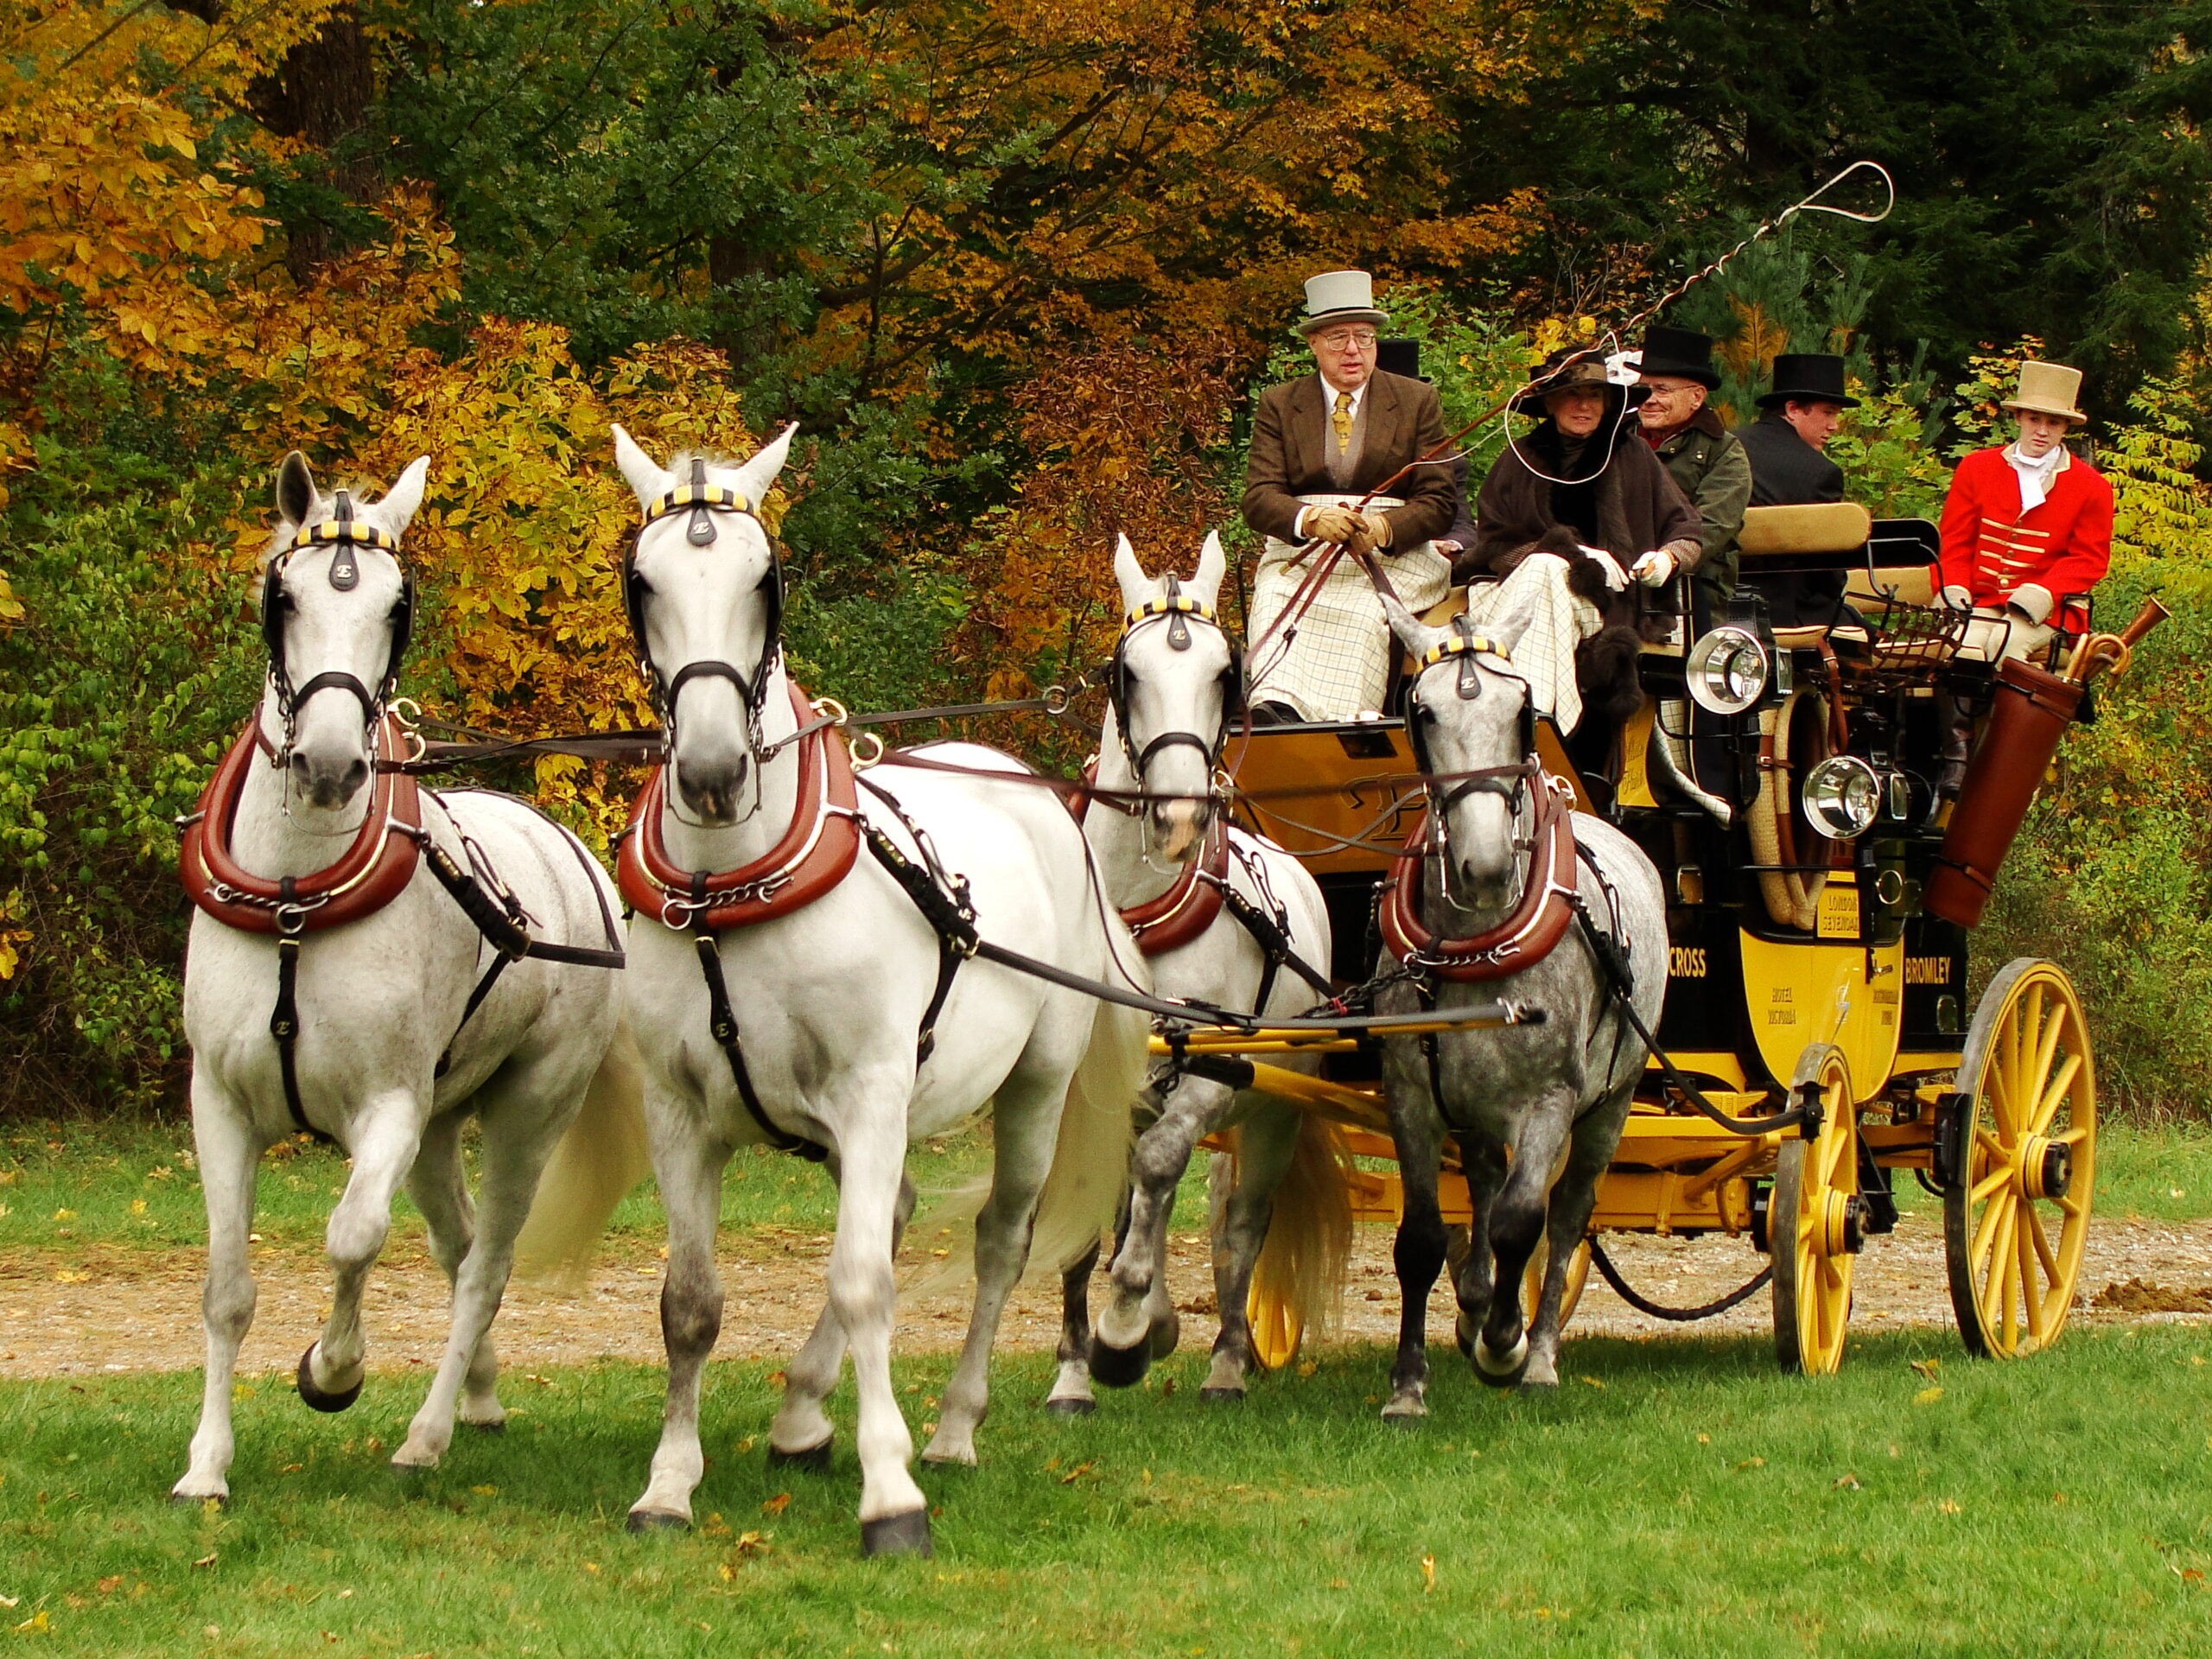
[
  {"xmin": 1376, "ymin": 339, "xmax": 1422, "ymax": 381},
  {"xmin": 1511, "ymin": 346, "xmax": 1650, "ymax": 417},
  {"xmin": 1758, "ymin": 353, "xmax": 1860, "ymax": 410},
  {"xmin": 1637, "ymin": 325, "xmax": 1721, "ymax": 391}
]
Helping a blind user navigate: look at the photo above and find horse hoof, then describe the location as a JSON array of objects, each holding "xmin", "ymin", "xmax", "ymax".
[
  {"xmin": 296, "ymin": 1344, "xmax": 362, "ymax": 1414},
  {"xmin": 1044, "ymin": 1396, "xmax": 1096, "ymax": 1417},
  {"xmin": 1454, "ymin": 1314, "xmax": 1477, "ymax": 1361},
  {"xmin": 1147, "ymin": 1310, "xmax": 1182, "ymax": 1361},
  {"xmin": 1198, "ymin": 1386, "xmax": 1245, "ymax": 1405},
  {"xmin": 1381, "ymin": 1406, "xmax": 1427, "ymax": 1429},
  {"xmin": 859, "ymin": 1508, "xmax": 933, "ymax": 1559},
  {"xmin": 1087, "ymin": 1337, "xmax": 1151, "ymax": 1390},
  {"xmin": 462, "ymin": 1418, "xmax": 506, "ymax": 1435},
  {"xmin": 626, "ymin": 1508, "xmax": 690, "ymax": 1534},
  {"xmin": 1516, "ymin": 1376, "xmax": 1559, "ymax": 1395},
  {"xmin": 170, "ymin": 1490, "xmax": 227, "ymax": 1510},
  {"xmin": 1472, "ymin": 1332, "xmax": 1529, "ymax": 1390},
  {"xmin": 766, "ymin": 1436, "xmax": 834, "ymax": 1472}
]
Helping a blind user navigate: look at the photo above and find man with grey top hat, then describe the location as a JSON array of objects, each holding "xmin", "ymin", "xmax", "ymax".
[
  {"xmin": 1734, "ymin": 352, "xmax": 1856, "ymax": 627},
  {"xmin": 1241, "ymin": 270, "xmax": 1458, "ymax": 721},
  {"xmin": 1635, "ymin": 324, "xmax": 1751, "ymax": 617}
]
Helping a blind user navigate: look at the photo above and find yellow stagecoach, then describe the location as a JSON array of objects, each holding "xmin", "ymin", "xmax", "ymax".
[{"xmin": 1173, "ymin": 505, "xmax": 2156, "ymax": 1376}]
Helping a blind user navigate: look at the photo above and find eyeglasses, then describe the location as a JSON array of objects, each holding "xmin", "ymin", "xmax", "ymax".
[{"xmin": 1314, "ymin": 330, "xmax": 1377, "ymax": 352}]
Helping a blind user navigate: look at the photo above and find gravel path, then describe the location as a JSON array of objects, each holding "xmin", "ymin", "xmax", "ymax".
[{"xmin": 6, "ymin": 1205, "xmax": 2211, "ymax": 1380}]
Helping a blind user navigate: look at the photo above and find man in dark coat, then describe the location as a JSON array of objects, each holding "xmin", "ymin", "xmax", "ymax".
[
  {"xmin": 1241, "ymin": 271, "xmax": 1459, "ymax": 719},
  {"xmin": 1635, "ymin": 325, "xmax": 1750, "ymax": 625},
  {"xmin": 1734, "ymin": 352, "xmax": 1856, "ymax": 627}
]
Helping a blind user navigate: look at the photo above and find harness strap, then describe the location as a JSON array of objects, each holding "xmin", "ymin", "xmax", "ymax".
[
  {"xmin": 690, "ymin": 874, "xmax": 830, "ymax": 1164},
  {"xmin": 854, "ymin": 776, "xmax": 979, "ymax": 1065},
  {"xmin": 267, "ymin": 878, "xmax": 326, "ymax": 1143}
]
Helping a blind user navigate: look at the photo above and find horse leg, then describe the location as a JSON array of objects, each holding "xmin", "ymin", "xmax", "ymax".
[
  {"xmin": 925, "ymin": 1060, "xmax": 1066, "ymax": 1469},
  {"xmin": 1450, "ymin": 1135, "xmax": 1509, "ymax": 1362},
  {"xmin": 629, "ymin": 1111, "xmax": 734, "ymax": 1529},
  {"xmin": 1382, "ymin": 1092, "xmax": 1449, "ymax": 1425},
  {"xmin": 826, "ymin": 1113, "xmax": 931, "ymax": 1553},
  {"xmin": 1203, "ymin": 1100, "xmax": 1300, "ymax": 1400},
  {"xmin": 1522, "ymin": 1084, "xmax": 1631, "ymax": 1390},
  {"xmin": 1474, "ymin": 1091, "xmax": 1574, "ymax": 1389},
  {"xmin": 772, "ymin": 1167, "xmax": 915, "ymax": 1467},
  {"xmin": 172, "ymin": 1078, "xmax": 269, "ymax": 1504},
  {"xmin": 394, "ymin": 1058, "xmax": 582, "ymax": 1469},
  {"xmin": 301, "ymin": 1097, "xmax": 422, "ymax": 1410},
  {"xmin": 1093, "ymin": 1077, "xmax": 1224, "ymax": 1387},
  {"xmin": 1045, "ymin": 1236, "xmax": 1102, "ymax": 1414},
  {"xmin": 397, "ymin": 1109, "xmax": 504, "ymax": 1433}
]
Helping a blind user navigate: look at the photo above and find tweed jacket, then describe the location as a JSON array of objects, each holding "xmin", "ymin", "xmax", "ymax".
[
  {"xmin": 1937, "ymin": 446, "xmax": 2113, "ymax": 630},
  {"xmin": 1649, "ymin": 409, "xmax": 1751, "ymax": 595},
  {"xmin": 1242, "ymin": 370, "xmax": 1457, "ymax": 550}
]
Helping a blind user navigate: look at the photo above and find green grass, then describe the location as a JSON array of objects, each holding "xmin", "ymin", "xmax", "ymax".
[
  {"xmin": 2088, "ymin": 1122, "xmax": 2212, "ymax": 1223},
  {"xmin": 6, "ymin": 1327, "xmax": 2212, "ymax": 1656}
]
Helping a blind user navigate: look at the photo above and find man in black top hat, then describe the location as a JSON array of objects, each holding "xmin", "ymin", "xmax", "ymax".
[
  {"xmin": 1734, "ymin": 352, "xmax": 1859, "ymax": 627},
  {"xmin": 1376, "ymin": 338, "xmax": 1477, "ymax": 559},
  {"xmin": 1635, "ymin": 325, "xmax": 1749, "ymax": 621}
]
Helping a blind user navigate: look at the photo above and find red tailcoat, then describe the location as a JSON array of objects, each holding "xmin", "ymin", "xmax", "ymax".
[{"xmin": 1936, "ymin": 446, "xmax": 2113, "ymax": 629}]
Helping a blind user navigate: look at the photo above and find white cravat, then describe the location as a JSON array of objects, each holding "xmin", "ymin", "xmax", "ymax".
[{"xmin": 2004, "ymin": 442, "xmax": 2067, "ymax": 516}]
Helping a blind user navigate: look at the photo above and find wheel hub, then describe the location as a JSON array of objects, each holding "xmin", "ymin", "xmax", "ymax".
[
  {"xmin": 1816, "ymin": 1190, "xmax": 1866, "ymax": 1257},
  {"xmin": 2020, "ymin": 1135, "xmax": 2071, "ymax": 1201}
]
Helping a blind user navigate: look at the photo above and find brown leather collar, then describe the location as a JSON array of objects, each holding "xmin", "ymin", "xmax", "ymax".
[
  {"xmin": 1379, "ymin": 782, "xmax": 1578, "ymax": 982},
  {"xmin": 181, "ymin": 716, "xmax": 423, "ymax": 936},
  {"xmin": 1120, "ymin": 817, "xmax": 1229, "ymax": 957},
  {"xmin": 618, "ymin": 679, "xmax": 861, "ymax": 931}
]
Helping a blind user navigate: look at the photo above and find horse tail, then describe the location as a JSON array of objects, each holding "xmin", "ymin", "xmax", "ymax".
[
  {"xmin": 1027, "ymin": 991, "xmax": 1147, "ymax": 1281},
  {"xmin": 514, "ymin": 1017, "xmax": 652, "ymax": 1284},
  {"xmin": 1243, "ymin": 1109, "xmax": 1354, "ymax": 1346}
]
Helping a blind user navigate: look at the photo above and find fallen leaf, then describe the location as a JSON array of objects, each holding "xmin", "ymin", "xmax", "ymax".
[
  {"xmin": 760, "ymin": 1493, "xmax": 791, "ymax": 1516},
  {"xmin": 51, "ymin": 1271, "xmax": 87, "ymax": 1285},
  {"xmin": 735, "ymin": 1437, "xmax": 755, "ymax": 1453},
  {"xmin": 2054, "ymin": 1492, "xmax": 2068, "ymax": 1504},
  {"xmin": 1834, "ymin": 1472, "xmax": 1860, "ymax": 1490},
  {"xmin": 95, "ymin": 1580, "xmax": 119, "ymax": 1595},
  {"xmin": 734, "ymin": 1531, "xmax": 771, "ymax": 1556},
  {"xmin": 1579, "ymin": 1376, "xmax": 1604, "ymax": 1389},
  {"xmin": 193, "ymin": 1553, "xmax": 218, "ymax": 1568},
  {"xmin": 767, "ymin": 1371, "xmax": 786, "ymax": 1388},
  {"xmin": 1421, "ymin": 1554, "xmax": 1437, "ymax": 1593},
  {"xmin": 1915, "ymin": 1386, "xmax": 1944, "ymax": 1406},
  {"xmin": 1695, "ymin": 1433, "xmax": 1711, "ymax": 1445},
  {"xmin": 1909, "ymin": 1357, "xmax": 1941, "ymax": 1382},
  {"xmin": 280, "ymin": 1464, "xmax": 303, "ymax": 1474},
  {"xmin": 13, "ymin": 1611, "xmax": 49, "ymax": 1634},
  {"xmin": 471, "ymin": 1485, "xmax": 497, "ymax": 1497},
  {"xmin": 582, "ymin": 1563, "xmax": 600, "ymax": 1576},
  {"xmin": 1328, "ymin": 1578, "xmax": 1349, "ymax": 1591},
  {"xmin": 1938, "ymin": 1498, "xmax": 1961, "ymax": 1515},
  {"xmin": 1735, "ymin": 1457, "xmax": 1765, "ymax": 1471},
  {"xmin": 1296, "ymin": 1361, "xmax": 1317, "ymax": 1379},
  {"xmin": 1058, "ymin": 1461, "xmax": 1096, "ymax": 1484}
]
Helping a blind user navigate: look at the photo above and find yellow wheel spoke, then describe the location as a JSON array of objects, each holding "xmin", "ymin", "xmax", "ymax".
[
  {"xmin": 1984, "ymin": 1201, "xmax": 2018, "ymax": 1326},
  {"xmin": 2017, "ymin": 1222, "xmax": 2047, "ymax": 1340},
  {"xmin": 2053, "ymin": 1125, "xmax": 2089, "ymax": 1147},
  {"xmin": 1972, "ymin": 1188, "xmax": 2013, "ymax": 1268},
  {"xmin": 1971, "ymin": 1163, "xmax": 2014, "ymax": 1205},
  {"xmin": 2030, "ymin": 1004, "xmax": 2067, "ymax": 1109},
  {"xmin": 2025, "ymin": 1206, "xmax": 2062, "ymax": 1288},
  {"xmin": 1985, "ymin": 1055, "xmax": 2018, "ymax": 1138},
  {"xmin": 2030, "ymin": 1052, "xmax": 2083, "ymax": 1136},
  {"xmin": 2058, "ymin": 1193, "xmax": 2085, "ymax": 1217}
]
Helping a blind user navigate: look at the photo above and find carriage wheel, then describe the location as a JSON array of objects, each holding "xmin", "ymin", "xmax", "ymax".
[
  {"xmin": 1771, "ymin": 1044, "xmax": 1859, "ymax": 1376},
  {"xmin": 1944, "ymin": 960, "xmax": 2095, "ymax": 1359},
  {"xmin": 1245, "ymin": 1279, "xmax": 1303, "ymax": 1372},
  {"xmin": 1520, "ymin": 1235, "xmax": 1593, "ymax": 1330}
]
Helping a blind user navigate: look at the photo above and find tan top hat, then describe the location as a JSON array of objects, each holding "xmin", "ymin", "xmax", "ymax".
[
  {"xmin": 1297, "ymin": 270, "xmax": 1389, "ymax": 336},
  {"xmin": 2003, "ymin": 360, "xmax": 2087, "ymax": 423}
]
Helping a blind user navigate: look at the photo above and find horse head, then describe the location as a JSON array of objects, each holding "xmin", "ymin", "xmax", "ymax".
[
  {"xmin": 611, "ymin": 423, "xmax": 798, "ymax": 826},
  {"xmin": 264, "ymin": 450, "xmax": 427, "ymax": 813},
  {"xmin": 1380, "ymin": 592, "xmax": 1536, "ymax": 915},
  {"xmin": 1110, "ymin": 531, "xmax": 1236, "ymax": 863}
]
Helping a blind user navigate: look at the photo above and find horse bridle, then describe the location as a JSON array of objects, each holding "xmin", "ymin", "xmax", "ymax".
[
  {"xmin": 260, "ymin": 489, "xmax": 416, "ymax": 757},
  {"xmin": 1108, "ymin": 575, "xmax": 1246, "ymax": 790},
  {"xmin": 1405, "ymin": 619, "xmax": 1537, "ymax": 816},
  {"xmin": 622, "ymin": 457, "xmax": 785, "ymax": 761}
]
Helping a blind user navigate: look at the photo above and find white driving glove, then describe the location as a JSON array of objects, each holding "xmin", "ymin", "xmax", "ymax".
[
  {"xmin": 1577, "ymin": 544, "xmax": 1629, "ymax": 592},
  {"xmin": 1630, "ymin": 549, "xmax": 1677, "ymax": 587}
]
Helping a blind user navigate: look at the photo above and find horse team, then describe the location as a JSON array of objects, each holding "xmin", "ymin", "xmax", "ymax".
[{"xmin": 174, "ymin": 431, "xmax": 1662, "ymax": 1555}]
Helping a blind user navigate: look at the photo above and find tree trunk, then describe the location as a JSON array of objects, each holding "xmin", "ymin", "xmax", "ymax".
[{"xmin": 248, "ymin": 6, "xmax": 379, "ymax": 281}]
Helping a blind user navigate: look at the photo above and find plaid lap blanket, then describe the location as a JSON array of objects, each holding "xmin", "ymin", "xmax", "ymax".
[
  {"xmin": 1249, "ymin": 495, "xmax": 1450, "ymax": 720},
  {"xmin": 1452, "ymin": 553, "xmax": 1605, "ymax": 734}
]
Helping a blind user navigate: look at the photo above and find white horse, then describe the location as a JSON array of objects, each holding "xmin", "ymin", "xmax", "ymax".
[
  {"xmin": 172, "ymin": 453, "xmax": 632, "ymax": 1503},
  {"xmin": 541, "ymin": 424, "xmax": 1144, "ymax": 1556},
  {"xmin": 1047, "ymin": 535, "xmax": 1346, "ymax": 1409},
  {"xmin": 1373, "ymin": 594, "xmax": 1666, "ymax": 1414}
]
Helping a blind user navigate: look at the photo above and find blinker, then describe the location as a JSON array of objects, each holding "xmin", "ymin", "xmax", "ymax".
[{"xmin": 327, "ymin": 491, "xmax": 359, "ymax": 591}]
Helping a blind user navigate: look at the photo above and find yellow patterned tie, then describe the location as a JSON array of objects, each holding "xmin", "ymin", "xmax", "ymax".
[{"xmin": 1332, "ymin": 390, "xmax": 1354, "ymax": 455}]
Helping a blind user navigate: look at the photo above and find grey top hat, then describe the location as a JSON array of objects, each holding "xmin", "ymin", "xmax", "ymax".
[{"xmin": 1297, "ymin": 270, "xmax": 1389, "ymax": 336}]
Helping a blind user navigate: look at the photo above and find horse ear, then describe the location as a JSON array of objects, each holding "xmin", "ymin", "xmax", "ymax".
[
  {"xmin": 1191, "ymin": 530, "xmax": 1226, "ymax": 609},
  {"xmin": 732, "ymin": 423, "xmax": 798, "ymax": 509},
  {"xmin": 1484, "ymin": 603, "xmax": 1535, "ymax": 663},
  {"xmin": 276, "ymin": 451, "xmax": 316, "ymax": 527},
  {"xmin": 610, "ymin": 424, "xmax": 671, "ymax": 511},
  {"xmin": 375, "ymin": 456, "xmax": 429, "ymax": 537},
  {"xmin": 1379, "ymin": 590, "xmax": 1447, "ymax": 658},
  {"xmin": 1113, "ymin": 533, "xmax": 1150, "ymax": 616}
]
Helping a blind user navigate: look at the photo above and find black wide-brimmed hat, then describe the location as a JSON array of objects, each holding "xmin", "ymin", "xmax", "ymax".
[
  {"xmin": 1757, "ymin": 353, "xmax": 1860, "ymax": 410},
  {"xmin": 1636, "ymin": 324, "xmax": 1721, "ymax": 391},
  {"xmin": 1511, "ymin": 346, "xmax": 1650, "ymax": 417}
]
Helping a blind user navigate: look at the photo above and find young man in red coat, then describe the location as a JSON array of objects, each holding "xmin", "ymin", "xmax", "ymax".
[{"xmin": 1936, "ymin": 360, "xmax": 2113, "ymax": 666}]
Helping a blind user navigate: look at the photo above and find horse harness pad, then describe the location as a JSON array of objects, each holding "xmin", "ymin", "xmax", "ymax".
[{"xmin": 181, "ymin": 716, "xmax": 624, "ymax": 1143}]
